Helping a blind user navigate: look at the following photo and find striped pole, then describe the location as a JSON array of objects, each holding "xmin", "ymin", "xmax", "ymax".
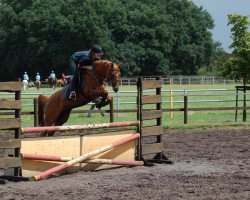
[
  {"xmin": 22, "ymin": 154, "xmax": 144, "ymax": 166},
  {"xmin": 32, "ymin": 133, "xmax": 140, "ymax": 181},
  {"xmin": 21, "ymin": 121, "xmax": 139, "ymax": 134}
]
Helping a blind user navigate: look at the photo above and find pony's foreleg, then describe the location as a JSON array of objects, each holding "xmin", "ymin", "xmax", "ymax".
[{"xmin": 95, "ymin": 95, "xmax": 112, "ymax": 109}]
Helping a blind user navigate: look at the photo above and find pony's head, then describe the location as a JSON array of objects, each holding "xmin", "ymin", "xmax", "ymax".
[
  {"xmin": 93, "ymin": 60, "xmax": 121, "ymax": 93},
  {"xmin": 107, "ymin": 62, "xmax": 121, "ymax": 92}
]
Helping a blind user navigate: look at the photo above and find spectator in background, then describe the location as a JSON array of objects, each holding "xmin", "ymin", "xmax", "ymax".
[
  {"xmin": 61, "ymin": 72, "xmax": 68, "ymax": 84},
  {"xmin": 23, "ymin": 72, "xmax": 29, "ymax": 81},
  {"xmin": 35, "ymin": 72, "xmax": 41, "ymax": 90},
  {"xmin": 35, "ymin": 73, "xmax": 41, "ymax": 81},
  {"xmin": 49, "ymin": 71, "xmax": 56, "ymax": 79},
  {"xmin": 22, "ymin": 72, "xmax": 29, "ymax": 90}
]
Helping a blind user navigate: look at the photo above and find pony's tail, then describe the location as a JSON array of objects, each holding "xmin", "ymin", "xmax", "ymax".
[{"xmin": 38, "ymin": 95, "xmax": 47, "ymax": 126}]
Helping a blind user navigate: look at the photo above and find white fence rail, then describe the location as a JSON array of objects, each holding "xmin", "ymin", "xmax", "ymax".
[
  {"xmin": 120, "ymin": 76, "xmax": 239, "ymax": 85},
  {"xmin": 2, "ymin": 88, "xmax": 249, "ymax": 109}
]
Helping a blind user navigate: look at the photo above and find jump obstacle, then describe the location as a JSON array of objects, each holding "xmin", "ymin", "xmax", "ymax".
[
  {"xmin": 0, "ymin": 78, "xmax": 172, "ymax": 182},
  {"xmin": 22, "ymin": 154, "xmax": 144, "ymax": 165},
  {"xmin": 21, "ymin": 121, "xmax": 139, "ymax": 134}
]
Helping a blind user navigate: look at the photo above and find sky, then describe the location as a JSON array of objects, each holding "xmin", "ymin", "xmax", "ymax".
[{"xmin": 192, "ymin": 0, "xmax": 250, "ymax": 53}]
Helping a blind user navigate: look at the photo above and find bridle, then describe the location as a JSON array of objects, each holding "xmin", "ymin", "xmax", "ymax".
[
  {"xmin": 89, "ymin": 61, "xmax": 118, "ymax": 86},
  {"xmin": 106, "ymin": 62, "xmax": 120, "ymax": 87}
]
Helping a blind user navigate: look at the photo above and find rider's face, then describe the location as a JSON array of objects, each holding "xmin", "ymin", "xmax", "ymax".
[{"xmin": 93, "ymin": 52, "xmax": 102, "ymax": 60}]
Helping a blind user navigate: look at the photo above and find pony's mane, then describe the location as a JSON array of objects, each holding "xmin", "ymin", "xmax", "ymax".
[{"xmin": 93, "ymin": 60, "xmax": 112, "ymax": 67}]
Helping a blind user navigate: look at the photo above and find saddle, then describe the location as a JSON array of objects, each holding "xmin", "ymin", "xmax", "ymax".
[
  {"xmin": 61, "ymin": 74, "xmax": 84, "ymax": 100},
  {"xmin": 61, "ymin": 77, "xmax": 76, "ymax": 100}
]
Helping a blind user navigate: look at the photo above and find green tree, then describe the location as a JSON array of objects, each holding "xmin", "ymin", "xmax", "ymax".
[
  {"xmin": 198, "ymin": 41, "xmax": 225, "ymax": 75},
  {"xmin": 0, "ymin": 0, "xmax": 218, "ymax": 80},
  {"xmin": 217, "ymin": 14, "xmax": 250, "ymax": 85},
  {"xmin": 0, "ymin": 0, "xmax": 112, "ymax": 80},
  {"xmin": 110, "ymin": 0, "xmax": 216, "ymax": 76},
  {"xmin": 217, "ymin": 14, "xmax": 250, "ymax": 122}
]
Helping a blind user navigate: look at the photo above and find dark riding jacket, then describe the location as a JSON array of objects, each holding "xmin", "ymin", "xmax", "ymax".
[
  {"xmin": 69, "ymin": 51, "xmax": 98, "ymax": 92},
  {"xmin": 69, "ymin": 51, "xmax": 95, "ymax": 72}
]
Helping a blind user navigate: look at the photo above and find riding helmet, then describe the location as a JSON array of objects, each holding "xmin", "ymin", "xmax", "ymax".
[{"xmin": 90, "ymin": 44, "xmax": 103, "ymax": 55}]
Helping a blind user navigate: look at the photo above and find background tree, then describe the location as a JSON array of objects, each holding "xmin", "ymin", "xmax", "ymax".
[
  {"xmin": 198, "ymin": 41, "xmax": 225, "ymax": 75},
  {"xmin": 217, "ymin": 14, "xmax": 250, "ymax": 86},
  {"xmin": 216, "ymin": 14, "xmax": 250, "ymax": 122},
  {"xmin": 0, "ymin": 0, "xmax": 218, "ymax": 81}
]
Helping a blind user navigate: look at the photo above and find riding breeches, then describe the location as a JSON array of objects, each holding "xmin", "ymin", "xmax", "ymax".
[{"xmin": 70, "ymin": 69, "xmax": 84, "ymax": 92}]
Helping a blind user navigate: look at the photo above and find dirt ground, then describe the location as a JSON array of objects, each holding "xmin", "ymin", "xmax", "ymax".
[{"xmin": 0, "ymin": 127, "xmax": 249, "ymax": 200}]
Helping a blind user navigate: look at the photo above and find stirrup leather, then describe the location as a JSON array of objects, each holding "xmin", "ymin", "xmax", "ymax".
[{"xmin": 69, "ymin": 91, "xmax": 77, "ymax": 100}]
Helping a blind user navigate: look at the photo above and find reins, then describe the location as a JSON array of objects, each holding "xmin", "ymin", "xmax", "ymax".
[
  {"xmin": 79, "ymin": 61, "xmax": 118, "ymax": 98},
  {"xmin": 83, "ymin": 61, "xmax": 112, "ymax": 96}
]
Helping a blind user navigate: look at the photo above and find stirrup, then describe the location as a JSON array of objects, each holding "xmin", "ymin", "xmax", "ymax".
[{"xmin": 69, "ymin": 91, "xmax": 76, "ymax": 100}]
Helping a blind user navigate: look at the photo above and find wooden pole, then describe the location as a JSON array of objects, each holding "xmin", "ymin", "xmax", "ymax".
[
  {"xmin": 235, "ymin": 88, "xmax": 238, "ymax": 122},
  {"xmin": 110, "ymin": 97, "xmax": 114, "ymax": 122},
  {"xmin": 14, "ymin": 90, "xmax": 21, "ymax": 176},
  {"xmin": 32, "ymin": 133, "xmax": 140, "ymax": 181},
  {"xmin": 21, "ymin": 121, "xmax": 139, "ymax": 134},
  {"xmin": 243, "ymin": 87, "xmax": 247, "ymax": 122},
  {"xmin": 169, "ymin": 78, "xmax": 173, "ymax": 118},
  {"xmin": 21, "ymin": 154, "xmax": 144, "ymax": 166},
  {"xmin": 184, "ymin": 95, "xmax": 188, "ymax": 124}
]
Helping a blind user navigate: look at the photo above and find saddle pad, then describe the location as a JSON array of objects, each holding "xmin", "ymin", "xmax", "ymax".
[{"xmin": 61, "ymin": 84, "xmax": 71, "ymax": 100}]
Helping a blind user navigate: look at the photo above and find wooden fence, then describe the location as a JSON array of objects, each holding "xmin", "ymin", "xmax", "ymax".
[
  {"xmin": 0, "ymin": 99, "xmax": 114, "ymax": 127},
  {"xmin": 4, "ymin": 96, "xmax": 248, "ymax": 126},
  {"xmin": 1, "ymin": 84, "xmax": 249, "ymax": 126},
  {"xmin": 0, "ymin": 78, "xmax": 172, "ymax": 181},
  {"xmin": 0, "ymin": 82, "xmax": 22, "ymax": 177}
]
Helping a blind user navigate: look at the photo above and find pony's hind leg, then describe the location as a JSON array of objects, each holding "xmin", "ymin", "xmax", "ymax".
[
  {"xmin": 46, "ymin": 110, "xmax": 72, "ymax": 136},
  {"xmin": 41, "ymin": 105, "xmax": 62, "ymax": 137}
]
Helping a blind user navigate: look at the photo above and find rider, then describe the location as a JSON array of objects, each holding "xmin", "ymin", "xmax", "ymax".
[
  {"xmin": 68, "ymin": 44, "xmax": 103, "ymax": 100},
  {"xmin": 23, "ymin": 72, "xmax": 29, "ymax": 82},
  {"xmin": 49, "ymin": 71, "xmax": 56, "ymax": 79},
  {"xmin": 35, "ymin": 73, "xmax": 41, "ymax": 81}
]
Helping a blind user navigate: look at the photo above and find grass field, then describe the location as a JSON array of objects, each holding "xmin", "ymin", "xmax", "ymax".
[{"xmin": 1, "ymin": 83, "xmax": 250, "ymax": 129}]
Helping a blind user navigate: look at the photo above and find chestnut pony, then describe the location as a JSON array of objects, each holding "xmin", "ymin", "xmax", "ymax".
[
  {"xmin": 38, "ymin": 60, "xmax": 121, "ymax": 136},
  {"xmin": 34, "ymin": 80, "xmax": 41, "ymax": 90},
  {"xmin": 48, "ymin": 78, "xmax": 57, "ymax": 89}
]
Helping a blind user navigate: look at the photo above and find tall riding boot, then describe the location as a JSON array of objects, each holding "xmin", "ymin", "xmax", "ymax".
[{"xmin": 69, "ymin": 75, "xmax": 78, "ymax": 100}]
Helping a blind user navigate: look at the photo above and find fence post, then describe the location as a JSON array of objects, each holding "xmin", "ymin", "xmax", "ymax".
[
  {"xmin": 14, "ymin": 90, "xmax": 21, "ymax": 176},
  {"xmin": 34, "ymin": 98, "xmax": 38, "ymax": 127},
  {"xmin": 184, "ymin": 95, "xmax": 188, "ymax": 124},
  {"xmin": 235, "ymin": 89, "xmax": 238, "ymax": 122},
  {"xmin": 116, "ymin": 91, "xmax": 120, "ymax": 117},
  {"xmin": 243, "ymin": 87, "xmax": 247, "ymax": 122},
  {"xmin": 109, "ymin": 97, "xmax": 114, "ymax": 122}
]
